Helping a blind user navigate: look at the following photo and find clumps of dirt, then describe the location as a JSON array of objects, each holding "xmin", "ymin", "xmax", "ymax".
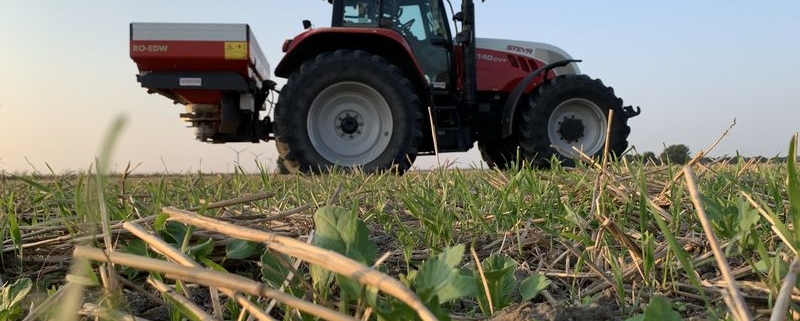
[
  {"xmin": 123, "ymin": 286, "xmax": 214, "ymax": 321},
  {"xmin": 489, "ymin": 300, "xmax": 620, "ymax": 321}
]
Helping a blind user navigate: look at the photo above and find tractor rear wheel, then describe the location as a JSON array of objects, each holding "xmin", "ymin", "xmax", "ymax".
[
  {"xmin": 518, "ymin": 74, "xmax": 630, "ymax": 167},
  {"xmin": 274, "ymin": 50, "xmax": 422, "ymax": 174}
]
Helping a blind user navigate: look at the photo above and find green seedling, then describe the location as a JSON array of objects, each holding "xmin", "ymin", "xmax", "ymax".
[{"xmin": 0, "ymin": 278, "xmax": 32, "ymax": 321}]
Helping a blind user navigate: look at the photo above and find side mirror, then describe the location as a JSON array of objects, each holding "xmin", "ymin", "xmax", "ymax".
[
  {"xmin": 453, "ymin": 11, "xmax": 464, "ymax": 22},
  {"xmin": 456, "ymin": 30, "xmax": 472, "ymax": 44},
  {"xmin": 302, "ymin": 20, "xmax": 312, "ymax": 30}
]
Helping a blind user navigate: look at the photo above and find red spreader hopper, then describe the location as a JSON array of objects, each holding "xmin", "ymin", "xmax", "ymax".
[
  {"xmin": 130, "ymin": 23, "xmax": 274, "ymax": 143},
  {"xmin": 130, "ymin": 22, "xmax": 271, "ymax": 104}
]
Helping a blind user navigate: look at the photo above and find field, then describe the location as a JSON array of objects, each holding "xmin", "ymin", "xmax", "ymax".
[{"xmin": 1, "ymin": 138, "xmax": 799, "ymax": 321}]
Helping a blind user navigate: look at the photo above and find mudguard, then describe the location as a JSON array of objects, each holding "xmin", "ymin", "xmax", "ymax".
[
  {"xmin": 501, "ymin": 59, "xmax": 581, "ymax": 138},
  {"xmin": 274, "ymin": 27, "xmax": 426, "ymax": 82}
]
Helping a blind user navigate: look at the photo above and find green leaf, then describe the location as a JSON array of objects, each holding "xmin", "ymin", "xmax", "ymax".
[
  {"xmin": 435, "ymin": 269, "xmax": 476, "ymax": 303},
  {"xmin": 226, "ymin": 240, "xmax": 259, "ymax": 260},
  {"xmin": 309, "ymin": 265, "xmax": 333, "ymax": 300},
  {"xmin": 400, "ymin": 270, "xmax": 417, "ymax": 287},
  {"xmin": 314, "ymin": 206, "xmax": 355, "ymax": 254},
  {"xmin": 702, "ymin": 195, "xmax": 738, "ymax": 239},
  {"xmin": 259, "ymin": 251, "xmax": 305, "ymax": 298},
  {"xmin": 122, "ymin": 239, "xmax": 148, "ymax": 257},
  {"xmin": 8, "ymin": 212, "xmax": 21, "ymax": 256},
  {"xmin": 642, "ymin": 232, "xmax": 656, "ymax": 279},
  {"xmin": 416, "ymin": 258, "xmax": 456, "ymax": 296},
  {"xmin": 1, "ymin": 278, "xmax": 32, "ymax": 310},
  {"xmin": 474, "ymin": 253, "xmax": 517, "ymax": 314},
  {"xmin": 199, "ymin": 257, "xmax": 228, "ymax": 273},
  {"xmin": 416, "ymin": 244, "xmax": 465, "ymax": 297},
  {"xmin": 163, "ymin": 221, "xmax": 189, "ymax": 245},
  {"xmin": 441, "ymin": 243, "xmax": 464, "ymax": 268},
  {"xmin": 336, "ymin": 274, "xmax": 363, "ymax": 299},
  {"xmin": 375, "ymin": 299, "xmax": 423, "ymax": 321},
  {"xmin": 187, "ymin": 238, "xmax": 214, "ymax": 259},
  {"xmin": 260, "ymin": 251, "xmax": 291, "ymax": 288},
  {"xmin": 756, "ymin": 201, "xmax": 797, "ymax": 253},
  {"xmin": 520, "ymin": 273, "xmax": 551, "ymax": 301},
  {"xmin": 153, "ymin": 212, "xmax": 169, "ymax": 232},
  {"xmin": 120, "ymin": 239, "xmax": 149, "ymax": 278},
  {"xmin": 642, "ymin": 296, "xmax": 682, "ymax": 321},
  {"xmin": 311, "ymin": 206, "xmax": 378, "ymax": 296},
  {"xmin": 753, "ymin": 259, "xmax": 770, "ymax": 273},
  {"xmin": 407, "ymin": 243, "xmax": 474, "ymax": 318},
  {"xmin": 314, "ymin": 206, "xmax": 378, "ymax": 263},
  {"xmin": 737, "ymin": 197, "xmax": 760, "ymax": 234},
  {"xmin": 11, "ymin": 175, "xmax": 51, "ymax": 194},
  {"xmin": 224, "ymin": 296, "xmax": 242, "ymax": 319},
  {"xmin": 162, "ymin": 291, "xmax": 207, "ymax": 321},
  {"xmin": 648, "ymin": 201, "xmax": 709, "ymax": 305},
  {"xmin": 702, "ymin": 195, "xmax": 724, "ymax": 223},
  {"xmin": 352, "ymin": 220, "xmax": 378, "ymax": 263}
]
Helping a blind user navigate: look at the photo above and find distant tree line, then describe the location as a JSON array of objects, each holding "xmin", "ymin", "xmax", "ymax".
[
  {"xmin": 273, "ymin": 144, "xmax": 796, "ymax": 173},
  {"xmin": 627, "ymin": 144, "xmax": 796, "ymax": 165}
]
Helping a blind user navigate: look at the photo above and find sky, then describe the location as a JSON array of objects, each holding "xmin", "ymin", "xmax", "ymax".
[{"xmin": 1, "ymin": 1, "xmax": 798, "ymax": 174}]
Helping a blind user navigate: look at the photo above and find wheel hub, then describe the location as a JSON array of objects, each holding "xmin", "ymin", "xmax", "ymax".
[
  {"xmin": 335, "ymin": 111, "xmax": 364, "ymax": 140},
  {"xmin": 307, "ymin": 81, "xmax": 393, "ymax": 166},
  {"xmin": 558, "ymin": 116, "xmax": 585, "ymax": 143},
  {"xmin": 546, "ymin": 97, "xmax": 608, "ymax": 159}
]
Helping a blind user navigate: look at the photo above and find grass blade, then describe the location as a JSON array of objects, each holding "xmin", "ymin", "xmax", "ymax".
[
  {"xmin": 647, "ymin": 198, "xmax": 711, "ymax": 310},
  {"xmin": 788, "ymin": 134, "xmax": 800, "ymax": 246}
]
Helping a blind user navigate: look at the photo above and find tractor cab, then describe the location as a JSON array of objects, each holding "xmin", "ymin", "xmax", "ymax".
[{"xmin": 331, "ymin": 0, "xmax": 454, "ymax": 89}]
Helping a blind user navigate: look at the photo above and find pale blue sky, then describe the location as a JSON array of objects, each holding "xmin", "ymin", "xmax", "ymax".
[{"xmin": 1, "ymin": 1, "xmax": 798, "ymax": 173}]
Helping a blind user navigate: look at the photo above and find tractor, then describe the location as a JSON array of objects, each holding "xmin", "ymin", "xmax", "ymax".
[
  {"xmin": 273, "ymin": 0, "xmax": 639, "ymax": 173},
  {"xmin": 130, "ymin": 0, "xmax": 640, "ymax": 174}
]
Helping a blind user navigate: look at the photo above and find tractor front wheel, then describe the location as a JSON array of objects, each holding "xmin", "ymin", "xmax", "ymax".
[
  {"xmin": 274, "ymin": 50, "xmax": 422, "ymax": 174},
  {"xmin": 518, "ymin": 74, "xmax": 631, "ymax": 167}
]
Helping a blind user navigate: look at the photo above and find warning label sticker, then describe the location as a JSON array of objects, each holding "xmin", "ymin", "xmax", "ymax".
[
  {"xmin": 224, "ymin": 42, "xmax": 247, "ymax": 60},
  {"xmin": 179, "ymin": 77, "xmax": 202, "ymax": 87}
]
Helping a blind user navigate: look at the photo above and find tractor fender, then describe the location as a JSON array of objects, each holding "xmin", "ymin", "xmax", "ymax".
[
  {"xmin": 501, "ymin": 59, "xmax": 582, "ymax": 138},
  {"xmin": 274, "ymin": 28, "xmax": 428, "ymax": 92}
]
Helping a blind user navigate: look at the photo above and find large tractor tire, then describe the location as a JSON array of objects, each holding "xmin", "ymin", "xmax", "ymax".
[
  {"xmin": 477, "ymin": 137, "xmax": 519, "ymax": 170},
  {"xmin": 274, "ymin": 50, "xmax": 423, "ymax": 174},
  {"xmin": 519, "ymin": 74, "xmax": 630, "ymax": 167}
]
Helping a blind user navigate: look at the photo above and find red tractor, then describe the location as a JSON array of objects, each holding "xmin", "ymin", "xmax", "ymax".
[{"xmin": 130, "ymin": 0, "xmax": 640, "ymax": 173}]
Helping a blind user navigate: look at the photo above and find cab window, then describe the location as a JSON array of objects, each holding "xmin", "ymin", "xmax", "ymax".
[
  {"xmin": 342, "ymin": 0, "xmax": 379, "ymax": 27},
  {"xmin": 427, "ymin": 1, "xmax": 449, "ymax": 40},
  {"xmin": 391, "ymin": 1, "xmax": 449, "ymax": 41},
  {"xmin": 397, "ymin": 5, "xmax": 425, "ymax": 40}
]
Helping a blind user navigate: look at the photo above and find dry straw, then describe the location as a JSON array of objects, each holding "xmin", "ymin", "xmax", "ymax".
[
  {"xmin": 122, "ymin": 222, "xmax": 276, "ymax": 321},
  {"xmin": 73, "ymin": 246, "xmax": 356, "ymax": 321},
  {"xmin": 162, "ymin": 206, "xmax": 437, "ymax": 321},
  {"xmin": 685, "ymin": 166, "xmax": 752, "ymax": 321}
]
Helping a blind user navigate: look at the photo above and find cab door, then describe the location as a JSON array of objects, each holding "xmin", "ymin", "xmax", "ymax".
[{"xmin": 383, "ymin": 0, "xmax": 453, "ymax": 90}]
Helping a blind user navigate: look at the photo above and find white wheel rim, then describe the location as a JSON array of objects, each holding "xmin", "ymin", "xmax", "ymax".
[
  {"xmin": 307, "ymin": 82, "xmax": 393, "ymax": 166},
  {"xmin": 547, "ymin": 98, "xmax": 607, "ymax": 158}
]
